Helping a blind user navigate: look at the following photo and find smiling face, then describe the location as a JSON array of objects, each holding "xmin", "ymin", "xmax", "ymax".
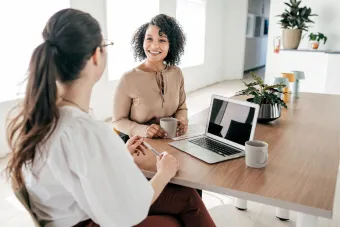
[{"xmin": 143, "ymin": 25, "xmax": 170, "ymax": 63}]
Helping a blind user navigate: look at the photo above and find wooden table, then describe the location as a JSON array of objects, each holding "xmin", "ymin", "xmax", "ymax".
[{"xmin": 134, "ymin": 93, "xmax": 340, "ymax": 227}]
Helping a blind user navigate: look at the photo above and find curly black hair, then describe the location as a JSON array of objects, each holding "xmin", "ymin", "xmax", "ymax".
[{"xmin": 131, "ymin": 14, "xmax": 186, "ymax": 65}]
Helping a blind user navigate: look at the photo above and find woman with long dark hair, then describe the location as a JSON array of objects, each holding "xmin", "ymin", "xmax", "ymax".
[{"xmin": 6, "ymin": 8, "xmax": 215, "ymax": 227}]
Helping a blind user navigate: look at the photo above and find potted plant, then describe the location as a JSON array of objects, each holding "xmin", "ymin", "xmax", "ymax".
[
  {"xmin": 277, "ymin": 0, "xmax": 317, "ymax": 49},
  {"xmin": 308, "ymin": 32, "xmax": 327, "ymax": 49},
  {"xmin": 236, "ymin": 72, "xmax": 287, "ymax": 123}
]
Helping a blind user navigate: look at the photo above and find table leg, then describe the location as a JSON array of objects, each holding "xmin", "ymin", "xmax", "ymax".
[
  {"xmin": 297, "ymin": 213, "xmax": 317, "ymax": 227},
  {"xmin": 234, "ymin": 198, "xmax": 247, "ymax": 211},
  {"xmin": 276, "ymin": 208, "xmax": 290, "ymax": 221}
]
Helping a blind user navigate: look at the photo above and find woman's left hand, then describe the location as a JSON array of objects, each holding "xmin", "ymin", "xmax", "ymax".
[
  {"xmin": 176, "ymin": 119, "xmax": 188, "ymax": 136},
  {"xmin": 126, "ymin": 136, "xmax": 147, "ymax": 156}
]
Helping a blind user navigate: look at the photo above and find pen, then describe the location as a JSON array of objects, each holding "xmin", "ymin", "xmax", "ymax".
[{"xmin": 143, "ymin": 141, "xmax": 161, "ymax": 156}]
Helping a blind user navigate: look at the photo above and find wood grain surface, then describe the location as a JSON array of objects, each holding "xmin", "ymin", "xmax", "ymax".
[{"xmin": 133, "ymin": 93, "xmax": 340, "ymax": 218}]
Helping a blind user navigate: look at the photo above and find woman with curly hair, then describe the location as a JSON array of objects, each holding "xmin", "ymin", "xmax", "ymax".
[{"xmin": 112, "ymin": 14, "xmax": 188, "ymax": 140}]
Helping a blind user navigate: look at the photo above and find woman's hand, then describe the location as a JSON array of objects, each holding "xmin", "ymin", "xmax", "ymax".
[
  {"xmin": 126, "ymin": 136, "xmax": 147, "ymax": 156},
  {"xmin": 156, "ymin": 152, "xmax": 179, "ymax": 180},
  {"xmin": 176, "ymin": 119, "xmax": 188, "ymax": 136},
  {"xmin": 146, "ymin": 124, "xmax": 167, "ymax": 139}
]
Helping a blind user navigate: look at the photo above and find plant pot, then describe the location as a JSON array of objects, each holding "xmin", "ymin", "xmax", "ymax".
[
  {"xmin": 282, "ymin": 29, "xmax": 302, "ymax": 49},
  {"xmin": 247, "ymin": 99, "xmax": 281, "ymax": 123},
  {"xmin": 310, "ymin": 41, "xmax": 319, "ymax": 50}
]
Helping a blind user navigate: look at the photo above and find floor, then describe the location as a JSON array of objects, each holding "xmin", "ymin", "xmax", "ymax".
[
  {"xmin": 243, "ymin": 67, "xmax": 266, "ymax": 80},
  {"xmin": 1, "ymin": 68, "xmax": 340, "ymax": 227}
]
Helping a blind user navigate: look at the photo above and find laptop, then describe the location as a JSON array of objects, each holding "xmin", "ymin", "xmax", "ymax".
[{"xmin": 169, "ymin": 95, "xmax": 260, "ymax": 164}]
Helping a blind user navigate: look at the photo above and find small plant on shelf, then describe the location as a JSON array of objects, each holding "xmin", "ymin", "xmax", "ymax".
[
  {"xmin": 277, "ymin": 0, "xmax": 318, "ymax": 49},
  {"xmin": 236, "ymin": 72, "xmax": 288, "ymax": 108},
  {"xmin": 309, "ymin": 32, "xmax": 327, "ymax": 49}
]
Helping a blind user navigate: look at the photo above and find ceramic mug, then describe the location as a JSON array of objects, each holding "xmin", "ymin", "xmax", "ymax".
[
  {"xmin": 245, "ymin": 140, "xmax": 268, "ymax": 168},
  {"xmin": 160, "ymin": 117, "xmax": 178, "ymax": 138}
]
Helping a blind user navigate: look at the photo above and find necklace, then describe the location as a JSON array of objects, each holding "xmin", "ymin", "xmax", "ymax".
[
  {"xmin": 156, "ymin": 65, "xmax": 168, "ymax": 108},
  {"xmin": 62, "ymin": 98, "xmax": 88, "ymax": 113},
  {"xmin": 155, "ymin": 65, "xmax": 168, "ymax": 94}
]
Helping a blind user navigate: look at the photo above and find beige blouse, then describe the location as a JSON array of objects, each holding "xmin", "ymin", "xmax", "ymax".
[{"xmin": 112, "ymin": 65, "xmax": 188, "ymax": 137}]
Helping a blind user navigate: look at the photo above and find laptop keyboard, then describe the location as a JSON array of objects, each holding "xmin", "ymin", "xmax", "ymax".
[{"xmin": 189, "ymin": 137, "xmax": 242, "ymax": 157}]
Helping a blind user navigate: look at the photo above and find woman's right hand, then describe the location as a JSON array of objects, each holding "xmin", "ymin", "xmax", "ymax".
[
  {"xmin": 146, "ymin": 124, "xmax": 167, "ymax": 138},
  {"xmin": 156, "ymin": 152, "xmax": 179, "ymax": 180}
]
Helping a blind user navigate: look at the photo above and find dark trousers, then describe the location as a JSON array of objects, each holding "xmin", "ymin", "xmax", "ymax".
[{"xmin": 74, "ymin": 184, "xmax": 215, "ymax": 227}]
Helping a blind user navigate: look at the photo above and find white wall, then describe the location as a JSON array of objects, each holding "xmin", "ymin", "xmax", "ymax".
[
  {"xmin": 265, "ymin": 0, "xmax": 340, "ymax": 84},
  {"xmin": 325, "ymin": 54, "xmax": 340, "ymax": 94},
  {"xmin": 0, "ymin": 0, "xmax": 237, "ymax": 156},
  {"xmin": 244, "ymin": 37, "xmax": 268, "ymax": 70},
  {"xmin": 265, "ymin": 51, "xmax": 329, "ymax": 93},
  {"xmin": 179, "ymin": 0, "xmax": 226, "ymax": 91},
  {"xmin": 224, "ymin": 0, "xmax": 249, "ymax": 79},
  {"xmin": 244, "ymin": 0, "xmax": 270, "ymax": 71}
]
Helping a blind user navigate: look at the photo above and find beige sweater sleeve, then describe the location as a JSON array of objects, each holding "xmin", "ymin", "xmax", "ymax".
[
  {"xmin": 112, "ymin": 76, "xmax": 148, "ymax": 137},
  {"xmin": 174, "ymin": 69, "xmax": 188, "ymax": 122}
]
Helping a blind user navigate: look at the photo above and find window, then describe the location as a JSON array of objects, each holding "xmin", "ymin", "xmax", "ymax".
[
  {"xmin": 176, "ymin": 0, "xmax": 206, "ymax": 68},
  {"xmin": 0, "ymin": 1, "xmax": 69, "ymax": 102},
  {"xmin": 106, "ymin": 0, "xmax": 159, "ymax": 81}
]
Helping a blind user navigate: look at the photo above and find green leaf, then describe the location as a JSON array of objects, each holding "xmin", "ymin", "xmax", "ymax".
[
  {"xmin": 254, "ymin": 95, "xmax": 262, "ymax": 105},
  {"xmin": 285, "ymin": 2, "xmax": 292, "ymax": 8},
  {"xmin": 236, "ymin": 71, "xmax": 288, "ymax": 108},
  {"xmin": 249, "ymin": 91, "xmax": 258, "ymax": 97},
  {"xmin": 307, "ymin": 8, "xmax": 312, "ymax": 15}
]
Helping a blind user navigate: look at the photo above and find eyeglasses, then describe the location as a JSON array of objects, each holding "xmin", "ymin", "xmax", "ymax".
[
  {"xmin": 101, "ymin": 40, "xmax": 114, "ymax": 53},
  {"xmin": 101, "ymin": 40, "xmax": 114, "ymax": 48},
  {"xmin": 99, "ymin": 39, "xmax": 114, "ymax": 53}
]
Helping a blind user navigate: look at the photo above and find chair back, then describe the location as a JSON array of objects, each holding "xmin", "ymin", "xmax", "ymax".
[{"xmin": 12, "ymin": 178, "xmax": 41, "ymax": 227}]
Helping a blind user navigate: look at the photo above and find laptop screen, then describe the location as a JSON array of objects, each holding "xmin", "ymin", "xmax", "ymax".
[{"xmin": 207, "ymin": 98, "xmax": 256, "ymax": 146}]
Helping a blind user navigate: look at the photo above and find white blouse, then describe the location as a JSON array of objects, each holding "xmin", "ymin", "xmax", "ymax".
[{"xmin": 23, "ymin": 106, "xmax": 153, "ymax": 227}]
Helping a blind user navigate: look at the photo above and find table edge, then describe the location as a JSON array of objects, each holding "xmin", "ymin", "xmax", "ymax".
[{"xmin": 143, "ymin": 170, "xmax": 333, "ymax": 219}]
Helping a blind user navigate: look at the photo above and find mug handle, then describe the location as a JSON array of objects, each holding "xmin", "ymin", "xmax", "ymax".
[{"xmin": 260, "ymin": 150, "xmax": 268, "ymax": 164}]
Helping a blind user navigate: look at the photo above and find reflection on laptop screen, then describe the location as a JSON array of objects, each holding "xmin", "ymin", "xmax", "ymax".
[{"xmin": 207, "ymin": 98, "xmax": 256, "ymax": 146}]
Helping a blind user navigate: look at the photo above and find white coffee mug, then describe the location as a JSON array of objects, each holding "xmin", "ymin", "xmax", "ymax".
[
  {"xmin": 160, "ymin": 117, "xmax": 178, "ymax": 138},
  {"xmin": 245, "ymin": 140, "xmax": 268, "ymax": 168}
]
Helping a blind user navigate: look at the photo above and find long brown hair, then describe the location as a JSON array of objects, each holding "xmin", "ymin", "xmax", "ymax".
[{"xmin": 6, "ymin": 8, "xmax": 102, "ymax": 187}]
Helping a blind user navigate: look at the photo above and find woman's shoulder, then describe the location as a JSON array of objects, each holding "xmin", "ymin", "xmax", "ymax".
[
  {"xmin": 167, "ymin": 65, "xmax": 181, "ymax": 72},
  {"xmin": 122, "ymin": 68, "xmax": 138, "ymax": 76},
  {"xmin": 121, "ymin": 67, "xmax": 146, "ymax": 80},
  {"xmin": 56, "ymin": 107, "xmax": 111, "ymax": 141},
  {"xmin": 35, "ymin": 107, "xmax": 114, "ymax": 164},
  {"xmin": 167, "ymin": 65, "xmax": 184, "ymax": 79}
]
